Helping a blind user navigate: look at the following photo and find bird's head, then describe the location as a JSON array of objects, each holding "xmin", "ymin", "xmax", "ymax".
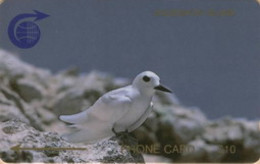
[{"xmin": 132, "ymin": 71, "xmax": 172, "ymax": 95}]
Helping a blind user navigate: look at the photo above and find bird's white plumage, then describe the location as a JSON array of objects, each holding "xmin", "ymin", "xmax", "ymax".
[
  {"xmin": 59, "ymin": 71, "xmax": 169, "ymax": 144},
  {"xmin": 127, "ymin": 102, "xmax": 153, "ymax": 132}
]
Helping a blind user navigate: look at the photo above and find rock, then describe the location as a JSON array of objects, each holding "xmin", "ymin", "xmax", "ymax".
[
  {"xmin": 177, "ymin": 117, "xmax": 260, "ymax": 162},
  {"xmin": 0, "ymin": 86, "xmax": 44, "ymax": 131},
  {"xmin": 0, "ymin": 90, "xmax": 28, "ymax": 123},
  {"xmin": 202, "ymin": 118, "xmax": 244, "ymax": 144},
  {"xmin": 11, "ymin": 78, "xmax": 45, "ymax": 102},
  {"xmin": 0, "ymin": 50, "xmax": 51, "ymax": 83},
  {"xmin": 134, "ymin": 104, "xmax": 207, "ymax": 151},
  {"xmin": 201, "ymin": 118, "xmax": 260, "ymax": 162},
  {"xmin": 50, "ymin": 88, "xmax": 90, "ymax": 115},
  {"xmin": 0, "ymin": 120, "xmax": 144, "ymax": 163},
  {"xmin": 179, "ymin": 138, "xmax": 224, "ymax": 162}
]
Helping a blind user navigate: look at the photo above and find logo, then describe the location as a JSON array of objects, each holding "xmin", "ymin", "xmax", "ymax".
[{"xmin": 8, "ymin": 10, "xmax": 49, "ymax": 49}]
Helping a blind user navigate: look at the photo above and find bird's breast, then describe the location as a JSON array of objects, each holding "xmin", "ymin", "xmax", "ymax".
[{"xmin": 114, "ymin": 95, "xmax": 152, "ymax": 131}]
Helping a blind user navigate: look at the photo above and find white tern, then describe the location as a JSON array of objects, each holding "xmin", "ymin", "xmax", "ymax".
[{"xmin": 59, "ymin": 71, "xmax": 172, "ymax": 143}]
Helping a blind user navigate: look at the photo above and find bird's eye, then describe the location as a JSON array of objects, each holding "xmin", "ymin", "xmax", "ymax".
[{"xmin": 143, "ymin": 76, "xmax": 150, "ymax": 82}]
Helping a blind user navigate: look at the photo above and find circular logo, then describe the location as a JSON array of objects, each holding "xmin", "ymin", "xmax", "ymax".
[
  {"xmin": 8, "ymin": 10, "xmax": 49, "ymax": 49},
  {"xmin": 15, "ymin": 21, "xmax": 41, "ymax": 48}
]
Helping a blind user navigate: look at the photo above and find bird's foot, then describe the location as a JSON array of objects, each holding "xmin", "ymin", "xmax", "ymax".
[{"xmin": 112, "ymin": 128, "xmax": 138, "ymax": 146}]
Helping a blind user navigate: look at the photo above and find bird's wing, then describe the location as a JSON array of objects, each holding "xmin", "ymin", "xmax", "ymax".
[
  {"xmin": 59, "ymin": 86, "xmax": 133, "ymax": 143},
  {"xmin": 128, "ymin": 102, "xmax": 153, "ymax": 132},
  {"xmin": 88, "ymin": 87, "xmax": 133, "ymax": 122},
  {"xmin": 59, "ymin": 86, "xmax": 132, "ymax": 124}
]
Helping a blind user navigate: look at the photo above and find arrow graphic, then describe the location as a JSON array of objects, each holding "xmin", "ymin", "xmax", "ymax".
[
  {"xmin": 8, "ymin": 10, "xmax": 49, "ymax": 49},
  {"xmin": 11, "ymin": 144, "xmax": 87, "ymax": 152}
]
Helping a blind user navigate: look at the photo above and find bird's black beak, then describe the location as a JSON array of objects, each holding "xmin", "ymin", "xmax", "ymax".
[{"xmin": 154, "ymin": 84, "xmax": 172, "ymax": 93}]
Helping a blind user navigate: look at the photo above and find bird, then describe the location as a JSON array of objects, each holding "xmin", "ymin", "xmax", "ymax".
[{"xmin": 59, "ymin": 71, "xmax": 172, "ymax": 144}]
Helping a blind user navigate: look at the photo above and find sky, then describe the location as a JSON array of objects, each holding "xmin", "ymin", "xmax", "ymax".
[{"xmin": 0, "ymin": 0, "xmax": 259, "ymax": 119}]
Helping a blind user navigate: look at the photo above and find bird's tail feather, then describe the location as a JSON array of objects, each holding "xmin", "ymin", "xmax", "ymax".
[
  {"xmin": 62, "ymin": 127, "xmax": 114, "ymax": 144},
  {"xmin": 59, "ymin": 110, "xmax": 88, "ymax": 124},
  {"xmin": 60, "ymin": 110, "xmax": 114, "ymax": 144}
]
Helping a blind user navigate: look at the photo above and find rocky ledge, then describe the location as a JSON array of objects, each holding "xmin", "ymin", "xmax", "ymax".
[{"xmin": 0, "ymin": 50, "xmax": 259, "ymax": 163}]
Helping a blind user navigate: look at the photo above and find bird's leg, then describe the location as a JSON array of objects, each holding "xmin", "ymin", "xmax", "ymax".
[
  {"xmin": 112, "ymin": 128, "xmax": 126, "ymax": 145},
  {"xmin": 120, "ymin": 129, "xmax": 129, "ymax": 139},
  {"xmin": 112, "ymin": 127, "xmax": 120, "ymax": 136},
  {"xmin": 120, "ymin": 129, "xmax": 138, "ymax": 146},
  {"xmin": 125, "ymin": 129, "xmax": 138, "ymax": 144},
  {"xmin": 112, "ymin": 128, "xmax": 138, "ymax": 146},
  {"xmin": 121, "ymin": 129, "xmax": 129, "ymax": 139}
]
